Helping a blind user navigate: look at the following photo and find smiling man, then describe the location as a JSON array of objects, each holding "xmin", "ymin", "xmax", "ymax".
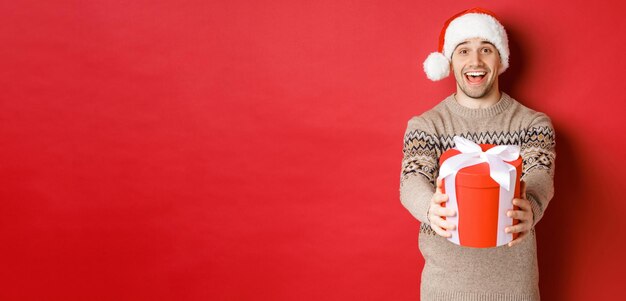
[
  {"xmin": 399, "ymin": 7, "xmax": 556, "ymax": 301},
  {"xmin": 452, "ymin": 39, "xmax": 501, "ymax": 103}
]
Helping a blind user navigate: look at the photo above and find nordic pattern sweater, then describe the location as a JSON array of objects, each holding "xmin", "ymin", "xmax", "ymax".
[{"xmin": 399, "ymin": 92, "xmax": 556, "ymax": 301}]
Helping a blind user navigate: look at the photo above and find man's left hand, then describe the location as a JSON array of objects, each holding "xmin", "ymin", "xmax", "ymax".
[{"xmin": 505, "ymin": 181, "xmax": 534, "ymax": 247}]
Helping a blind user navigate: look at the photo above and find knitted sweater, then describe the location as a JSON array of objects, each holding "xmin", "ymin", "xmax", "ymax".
[{"xmin": 399, "ymin": 92, "xmax": 556, "ymax": 301}]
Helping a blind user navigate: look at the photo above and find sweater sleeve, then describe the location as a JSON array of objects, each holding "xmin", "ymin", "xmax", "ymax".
[
  {"xmin": 399, "ymin": 117, "xmax": 440, "ymax": 225},
  {"xmin": 520, "ymin": 113, "xmax": 556, "ymax": 227}
]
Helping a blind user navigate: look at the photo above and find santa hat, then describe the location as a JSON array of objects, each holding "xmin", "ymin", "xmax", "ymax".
[{"xmin": 423, "ymin": 7, "xmax": 509, "ymax": 81}]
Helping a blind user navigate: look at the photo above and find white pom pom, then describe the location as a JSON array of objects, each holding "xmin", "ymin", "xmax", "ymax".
[{"xmin": 423, "ymin": 52, "xmax": 450, "ymax": 81}]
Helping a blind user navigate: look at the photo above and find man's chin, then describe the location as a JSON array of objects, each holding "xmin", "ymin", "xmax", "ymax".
[
  {"xmin": 458, "ymin": 89, "xmax": 484, "ymax": 99},
  {"xmin": 459, "ymin": 84, "xmax": 492, "ymax": 99},
  {"xmin": 466, "ymin": 91, "xmax": 489, "ymax": 99}
]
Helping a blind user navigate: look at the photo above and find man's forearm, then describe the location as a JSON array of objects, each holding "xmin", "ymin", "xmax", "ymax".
[
  {"xmin": 400, "ymin": 173, "xmax": 435, "ymax": 224},
  {"xmin": 522, "ymin": 168, "xmax": 555, "ymax": 227}
]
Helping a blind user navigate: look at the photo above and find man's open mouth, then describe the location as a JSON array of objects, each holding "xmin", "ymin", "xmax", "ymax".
[{"xmin": 464, "ymin": 71, "xmax": 487, "ymax": 85}]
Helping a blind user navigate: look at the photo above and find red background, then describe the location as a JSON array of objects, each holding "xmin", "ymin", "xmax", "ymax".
[{"xmin": 1, "ymin": 1, "xmax": 625, "ymax": 300}]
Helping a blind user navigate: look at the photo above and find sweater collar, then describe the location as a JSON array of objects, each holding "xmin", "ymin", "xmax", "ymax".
[{"xmin": 443, "ymin": 92, "xmax": 513, "ymax": 118}]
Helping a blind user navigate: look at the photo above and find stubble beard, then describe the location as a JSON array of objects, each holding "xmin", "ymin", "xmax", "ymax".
[
  {"xmin": 455, "ymin": 72, "xmax": 495, "ymax": 99},
  {"xmin": 459, "ymin": 81, "xmax": 494, "ymax": 99}
]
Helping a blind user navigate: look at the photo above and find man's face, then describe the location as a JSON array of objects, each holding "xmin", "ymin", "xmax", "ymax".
[{"xmin": 451, "ymin": 38, "xmax": 502, "ymax": 99}]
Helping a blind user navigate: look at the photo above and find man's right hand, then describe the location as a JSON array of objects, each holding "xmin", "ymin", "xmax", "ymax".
[{"xmin": 427, "ymin": 178, "xmax": 457, "ymax": 238}]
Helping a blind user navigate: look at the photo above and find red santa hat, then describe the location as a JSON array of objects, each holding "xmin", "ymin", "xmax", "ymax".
[{"xmin": 423, "ymin": 7, "xmax": 510, "ymax": 81}]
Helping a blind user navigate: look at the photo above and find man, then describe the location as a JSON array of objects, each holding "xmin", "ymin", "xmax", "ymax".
[{"xmin": 399, "ymin": 7, "xmax": 555, "ymax": 300}]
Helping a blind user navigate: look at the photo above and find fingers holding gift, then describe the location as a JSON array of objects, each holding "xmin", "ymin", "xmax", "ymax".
[
  {"xmin": 505, "ymin": 208, "xmax": 532, "ymax": 247},
  {"xmin": 433, "ymin": 215, "xmax": 456, "ymax": 230},
  {"xmin": 430, "ymin": 216, "xmax": 455, "ymax": 238},
  {"xmin": 430, "ymin": 223, "xmax": 451, "ymax": 238},
  {"xmin": 506, "ymin": 208, "xmax": 532, "ymax": 221},
  {"xmin": 432, "ymin": 192, "xmax": 449, "ymax": 205},
  {"xmin": 428, "ymin": 196, "xmax": 456, "ymax": 239},
  {"xmin": 432, "ymin": 178, "xmax": 453, "ymax": 210},
  {"xmin": 509, "ymin": 196, "xmax": 532, "ymax": 226},
  {"xmin": 436, "ymin": 178, "xmax": 444, "ymax": 192},
  {"xmin": 512, "ymin": 197, "xmax": 532, "ymax": 211},
  {"xmin": 508, "ymin": 229, "xmax": 529, "ymax": 247},
  {"xmin": 519, "ymin": 180, "xmax": 527, "ymax": 198},
  {"xmin": 505, "ymin": 221, "xmax": 531, "ymax": 235},
  {"xmin": 430, "ymin": 203, "xmax": 456, "ymax": 218}
]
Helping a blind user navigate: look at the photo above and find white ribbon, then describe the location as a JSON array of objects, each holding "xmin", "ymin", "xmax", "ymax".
[{"xmin": 437, "ymin": 136, "xmax": 520, "ymax": 247}]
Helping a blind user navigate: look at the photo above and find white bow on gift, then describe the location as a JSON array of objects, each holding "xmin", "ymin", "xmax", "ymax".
[{"xmin": 437, "ymin": 136, "xmax": 521, "ymax": 246}]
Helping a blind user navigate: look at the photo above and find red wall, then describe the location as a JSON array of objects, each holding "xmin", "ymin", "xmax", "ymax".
[{"xmin": 1, "ymin": 1, "xmax": 625, "ymax": 300}]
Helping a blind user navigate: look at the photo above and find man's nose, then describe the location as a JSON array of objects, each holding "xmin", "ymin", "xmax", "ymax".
[{"xmin": 468, "ymin": 51, "xmax": 482, "ymax": 66}]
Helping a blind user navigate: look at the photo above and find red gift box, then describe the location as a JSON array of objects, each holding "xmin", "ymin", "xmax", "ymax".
[{"xmin": 438, "ymin": 138, "xmax": 522, "ymax": 248}]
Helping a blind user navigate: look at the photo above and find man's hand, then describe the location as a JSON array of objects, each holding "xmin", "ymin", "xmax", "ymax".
[
  {"xmin": 506, "ymin": 181, "xmax": 534, "ymax": 247},
  {"xmin": 428, "ymin": 178, "xmax": 457, "ymax": 238}
]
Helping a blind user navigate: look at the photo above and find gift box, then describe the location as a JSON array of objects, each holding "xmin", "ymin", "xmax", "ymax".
[{"xmin": 437, "ymin": 136, "xmax": 522, "ymax": 248}]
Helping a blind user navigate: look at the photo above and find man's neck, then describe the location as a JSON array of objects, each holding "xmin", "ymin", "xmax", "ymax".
[{"xmin": 454, "ymin": 89, "xmax": 502, "ymax": 109}]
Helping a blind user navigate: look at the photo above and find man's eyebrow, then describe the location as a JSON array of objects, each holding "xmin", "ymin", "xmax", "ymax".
[{"xmin": 454, "ymin": 40, "xmax": 495, "ymax": 49}]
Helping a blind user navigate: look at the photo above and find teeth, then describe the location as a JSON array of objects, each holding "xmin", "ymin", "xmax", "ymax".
[{"xmin": 466, "ymin": 71, "xmax": 486, "ymax": 76}]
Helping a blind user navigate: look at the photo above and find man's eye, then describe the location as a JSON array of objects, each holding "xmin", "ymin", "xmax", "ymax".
[
  {"xmin": 459, "ymin": 49, "xmax": 467, "ymax": 54},
  {"xmin": 482, "ymin": 48, "xmax": 492, "ymax": 53}
]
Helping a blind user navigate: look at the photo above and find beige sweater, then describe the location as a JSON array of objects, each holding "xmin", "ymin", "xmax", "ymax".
[{"xmin": 399, "ymin": 92, "xmax": 556, "ymax": 301}]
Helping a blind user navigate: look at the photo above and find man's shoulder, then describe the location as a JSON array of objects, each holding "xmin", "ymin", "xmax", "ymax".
[
  {"xmin": 405, "ymin": 96, "xmax": 451, "ymax": 133},
  {"xmin": 508, "ymin": 95, "xmax": 554, "ymax": 130}
]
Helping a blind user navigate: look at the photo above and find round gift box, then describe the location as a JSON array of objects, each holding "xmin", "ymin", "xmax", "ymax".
[{"xmin": 438, "ymin": 144, "xmax": 522, "ymax": 248}]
